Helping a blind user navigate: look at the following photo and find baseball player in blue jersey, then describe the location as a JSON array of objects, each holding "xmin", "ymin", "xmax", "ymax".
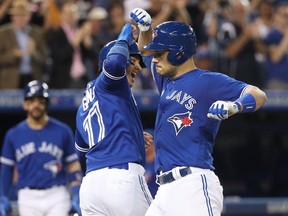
[
  {"xmin": 0, "ymin": 80, "xmax": 82, "ymax": 216},
  {"xmin": 130, "ymin": 8, "xmax": 268, "ymax": 216},
  {"xmin": 74, "ymin": 23, "xmax": 153, "ymax": 216}
]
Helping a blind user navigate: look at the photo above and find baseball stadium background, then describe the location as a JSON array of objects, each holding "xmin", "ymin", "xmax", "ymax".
[{"xmin": 1, "ymin": 89, "xmax": 288, "ymax": 216}]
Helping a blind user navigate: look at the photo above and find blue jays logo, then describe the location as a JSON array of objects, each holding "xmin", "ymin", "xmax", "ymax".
[
  {"xmin": 167, "ymin": 111, "xmax": 193, "ymax": 135},
  {"xmin": 153, "ymin": 30, "xmax": 158, "ymax": 39},
  {"xmin": 44, "ymin": 160, "xmax": 63, "ymax": 177}
]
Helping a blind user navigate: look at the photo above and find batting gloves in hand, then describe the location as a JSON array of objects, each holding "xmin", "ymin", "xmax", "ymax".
[
  {"xmin": 0, "ymin": 196, "xmax": 11, "ymax": 216},
  {"xmin": 207, "ymin": 101, "xmax": 239, "ymax": 121},
  {"xmin": 117, "ymin": 23, "xmax": 134, "ymax": 46},
  {"xmin": 130, "ymin": 8, "xmax": 152, "ymax": 32}
]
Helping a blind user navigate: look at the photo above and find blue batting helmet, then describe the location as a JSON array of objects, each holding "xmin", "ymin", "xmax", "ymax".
[
  {"xmin": 98, "ymin": 40, "xmax": 145, "ymax": 72},
  {"xmin": 144, "ymin": 21, "xmax": 197, "ymax": 65},
  {"xmin": 24, "ymin": 80, "xmax": 49, "ymax": 100}
]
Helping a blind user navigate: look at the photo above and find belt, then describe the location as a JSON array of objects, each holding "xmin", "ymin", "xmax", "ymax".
[
  {"xmin": 25, "ymin": 186, "xmax": 52, "ymax": 190},
  {"xmin": 157, "ymin": 167, "xmax": 192, "ymax": 185},
  {"xmin": 108, "ymin": 163, "xmax": 129, "ymax": 170},
  {"xmin": 24, "ymin": 185, "xmax": 61, "ymax": 190}
]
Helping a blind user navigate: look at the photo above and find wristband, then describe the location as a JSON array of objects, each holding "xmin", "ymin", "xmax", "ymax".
[
  {"xmin": 235, "ymin": 93, "xmax": 256, "ymax": 113},
  {"xmin": 71, "ymin": 184, "xmax": 80, "ymax": 196},
  {"xmin": 69, "ymin": 171, "xmax": 83, "ymax": 183}
]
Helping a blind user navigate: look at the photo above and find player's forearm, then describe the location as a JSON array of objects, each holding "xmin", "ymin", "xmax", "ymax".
[
  {"xmin": 242, "ymin": 86, "xmax": 267, "ymax": 111},
  {"xmin": 138, "ymin": 28, "xmax": 153, "ymax": 56},
  {"xmin": 0, "ymin": 164, "xmax": 13, "ymax": 197}
]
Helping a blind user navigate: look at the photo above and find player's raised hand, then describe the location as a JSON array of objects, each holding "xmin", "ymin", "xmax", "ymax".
[
  {"xmin": 207, "ymin": 101, "xmax": 239, "ymax": 120},
  {"xmin": 130, "ymin": 8, "xmax": 152, "ymax": 32},
  {"xmin": 117, "ymin": 23, "xmax": 134, "ymax": 46},
  {"xmin": 0, "ymin": 196, "xmax": 11, "ymax": 216}
]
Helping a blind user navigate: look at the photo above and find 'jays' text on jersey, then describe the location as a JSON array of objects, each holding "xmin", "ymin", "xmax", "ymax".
[
  {"xmin": 75, "ymin": 44, "xmax": 146, "ymax": 174},
  {"xmin": 144, "ymin": 55, "xmax": 248, "ymax": 172},
  {"xmin": 0, "ymin": 118, "xmax": 78, "ymax": 189}
]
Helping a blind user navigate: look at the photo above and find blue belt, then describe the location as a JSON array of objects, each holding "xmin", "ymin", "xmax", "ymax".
[{"xmin": 157, "ymin": 167, "xmax": 192, "ymax": 185}]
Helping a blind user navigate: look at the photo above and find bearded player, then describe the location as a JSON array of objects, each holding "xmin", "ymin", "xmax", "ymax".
[{"xmin": 0, "ymin": 81, "xmax": 82, "ymax": 216}]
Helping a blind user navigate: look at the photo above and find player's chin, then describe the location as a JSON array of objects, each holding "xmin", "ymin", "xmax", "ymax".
[{"xmin": 31, "ymin": 111, "xmax": 45, "ymax": 119}]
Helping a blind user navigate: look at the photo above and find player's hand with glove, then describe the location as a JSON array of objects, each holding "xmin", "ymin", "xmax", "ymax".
[
  {"xmin": 207, "ymin": 101, "xmax": 240, "ymax": 121},
  {"xmin": 0, "ymin": 196, "xmax": 11, "ymax": 216},
  {"xmin": 130, "ymin": 8, "xmax": 152, "ymax": 32},
  {"xmin": 117, "ymin": 23, "xmax": 135, "ymax": 46},
  {"xmin": 70, "ymin": 185, "xmax": 82, "ymax": 216}
]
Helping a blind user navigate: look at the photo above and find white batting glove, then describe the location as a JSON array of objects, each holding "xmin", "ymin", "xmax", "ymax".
[
  {"xmin": 207, "ymin": 101, "xmax": 240, "ymax": 121},
  {"xmin": 130, "ymin": 8, "xmax": 152, "ymax": 32}
]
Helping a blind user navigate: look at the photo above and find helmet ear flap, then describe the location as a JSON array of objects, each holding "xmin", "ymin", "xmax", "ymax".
[{"xmin": 168, "ymin": 49, "xmax": 188, "ymax": 65}]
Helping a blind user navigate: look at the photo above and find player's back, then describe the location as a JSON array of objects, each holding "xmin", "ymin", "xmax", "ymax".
[{"xmin": 76, "ymin": 76, "xmax": 146, "ymax": 173}]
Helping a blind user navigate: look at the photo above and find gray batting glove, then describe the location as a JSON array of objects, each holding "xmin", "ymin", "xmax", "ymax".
[
  {"xmin": 130, "ymin": 8, "xmax": 152, "ymax": 32},
  {"xmin": 207, "ymin": 101, "xmax": 239, "ymax": 121}
]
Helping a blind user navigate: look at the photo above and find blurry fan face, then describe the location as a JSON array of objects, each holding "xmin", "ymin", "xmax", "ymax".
[{"xmin": 61, "ymin": 3, "xmax": 80, "ymax": 26}]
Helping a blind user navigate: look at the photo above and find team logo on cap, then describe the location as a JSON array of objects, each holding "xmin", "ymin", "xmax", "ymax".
[
  {"xmin": 153, "ymin": 30, "xmax": 158, "ymax": 38},
  {"xmin": 168, "ymin": 111, "xmax": 193, "ymax": 135}
]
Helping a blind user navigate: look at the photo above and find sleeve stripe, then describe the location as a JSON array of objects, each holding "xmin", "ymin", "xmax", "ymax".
[
  {"xmin": 0, "ymin": 157, "xmax": 15, "ymax": 166},
  {"xmin": 75, "ymin": 142, "xmax": 89, "ymax": 153},
  {"xmin": 240, "ymin": 85, "xmax": 250, "ymax": 97},
  {"xmin": 65, "ymin": 153, "xmax": 78, "ymax": 163},
  {"xmin": 103, "ymin": 68, "xmax": 126, "ymax": 80}
]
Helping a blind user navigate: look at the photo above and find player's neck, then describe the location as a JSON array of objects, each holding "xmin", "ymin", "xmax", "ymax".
[
  {"xmin": 26, "ymin": 115, "xmax": 49, "ymax": 130},
  {"xmin": 173, "ymin": 58, "xmax": 197, "ymax": 79}
]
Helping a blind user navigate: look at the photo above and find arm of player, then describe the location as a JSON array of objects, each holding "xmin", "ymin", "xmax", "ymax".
[
  {"xmin": 103, "ymin": 23, "xmax": 134, "ymax": 79},
  {"xmin": 144, "ymin": 131, "xmax": 154, "ymax": 150},
  {"xmin": 130, "ymin": 8, "xmax": 154, "ymax": 56},
  {"xmin": 0, "ymin": 164, "xmax": 13, "ymax": 215},
  {"xmin": 67, "ymin": 161, "xmax": 83, "ymax": 216},
  {"xmin": 207, "ymin": 85, "xmax": 267, "ymax": 121}
]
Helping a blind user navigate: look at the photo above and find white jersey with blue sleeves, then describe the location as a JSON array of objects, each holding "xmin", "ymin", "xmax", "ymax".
[
  {"xmin": 75, "ymin": 44, "xmax": 146, "ymax": 174},
  {"xmin": 144, "ymin": 55, "xmax": 248, "ymax": 172},
  {"xmin": 0, "ymin": 118, "xmax": 77, "ymax": 189}
]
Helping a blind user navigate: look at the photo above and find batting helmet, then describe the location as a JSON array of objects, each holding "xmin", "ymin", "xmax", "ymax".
[
  {"xmin": 144, "ymin": 21, "xmax": 197, "ymax": 65},
  {"xmin": 98, "ymin": 40, "xmax": 145, "ymax": 72},
  {"xmin": 24, "ymin": 80, "xmax": 49, "ymax": 100}
]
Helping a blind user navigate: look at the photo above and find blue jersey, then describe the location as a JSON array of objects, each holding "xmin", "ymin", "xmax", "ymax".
[
  {"xmin": 75, "ymin": 43, "xmax": 146, "ymax": 174},
  {"xmin": 144, "ymin": 55, "xmax": 248, "ymax": 172},
  {"xmin": 0, "ymin": 118, "xmax": 77, "ymax": 189}
]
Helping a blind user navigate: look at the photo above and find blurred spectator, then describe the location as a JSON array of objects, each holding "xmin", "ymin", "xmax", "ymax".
[
  {"xmin": 100, "ymin": 0, "xmax": 126, "ymax": 44},
  {"xmin": 190, "ymin": 0, "xmax": 213, "ymax": 70},
  {"xmin": 210, "ymin": 0, "xmax": 265, "ymax": 87},
  {"xmin": 123, "ymin": 0, "xmax": 150, "ymax": 21},
  {"xmin": 250, "ymin": 0, "xmax": 274, "ymax": 39},
  {"xmin": 44, "ymin": 0, "xmax": 62, "ymax": 30},
  {"xmin": 0, "ymin": 0, "xmax": 46, "ymax": 89},
  {"xmin": 46, "ymin": 2, "xmax": 91, "ymax": 89},
  {"xmin": 29, "ymin": 0, "xmax": 46, "ymax": 27},
  {"xmin": 262, "ymin": 0, "xmax": 288, "ymax": 89},
  {"xmin": 0, "ymin": 0, "xmax": 12, "ymax": 24},
  {"xmin": 82, "ymin": 6, "xmax": 108, "ymax": 80},
  {"xmin": 146, "ymin": 0, "xmax": 192, "ymax": 27}
]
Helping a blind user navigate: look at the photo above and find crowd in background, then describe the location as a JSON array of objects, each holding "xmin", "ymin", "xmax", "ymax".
[{"xmin": 0, "ymin": 0, "xmax": 288, "ymax": 91}]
